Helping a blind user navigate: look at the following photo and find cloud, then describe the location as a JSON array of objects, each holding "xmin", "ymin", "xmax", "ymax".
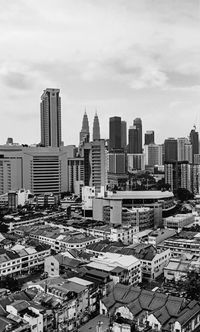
[
  {"xmin": 1, "ymin": 71, "xmax": 33, "ymax": 90},
  {"xmin": 0, "ymin": 0, "xmax": 200, "ymax": 145}
]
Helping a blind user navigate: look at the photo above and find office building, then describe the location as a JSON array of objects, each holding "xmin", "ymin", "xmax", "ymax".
[
  {"xmin": 92, "ymin": 113, "xmax": 100, "ymax": 141},
  {"xmin": 80, "ymin": 111, "xmax": 90, "ymax": 145},
  {"xmin": 121, "ymin": 120, "xmax": 127, "ymax": 149},
  {"xmin": 109, "ymin": 116, "xmax": 121, "ymax": 151},
  {"xmin": 146, "ymin": 144, "xmax": 163, "ymax": 166},
  {"xmin": 67, "ymin": 157, "xmax": 84, "ymax": 193},
  {"xmin": 190, "ymin": 127, "xmax": 199, "ymax": 162},
  {"xmin": 144, "ymin": 130, "xmax": 154, "ymax": 145},
  {"xmin": 40, "ymin": 88, "xmax": 61, "ymax": 147},
  {"xmin": 127, "ymin": 153, "xmax": 145, "ymax": 171},
  {"xmin": 164, "ymin": 138, "xmax": 177, "ymax": 162},
  {"xmin": 0, "ymin": 145, "xmax": 78, "ymax": 196},
  {"xmin": 83, "ymin": 140, "xmax": 107, "ymax": 193},
  {"xmin": 184, "ymin": 142, "xmax": 193, "ymax": 163},
  {"xmin": 177, "ymin": 137, "xmax": 187, "ymax": 161},
  {"xmin": 108, "ymin": 152, "xmax": 126, "ymax": 174},
  {"xmin": 107, "ymin": 152, "xmax": 127, "ymax": 190},
  {"xmin": 0, "ymin": 146, "xmax": 23, "ymax": 195},
  {"xmin": 128, "ymin": 118, "xmax": 142, "ymax": 154}
]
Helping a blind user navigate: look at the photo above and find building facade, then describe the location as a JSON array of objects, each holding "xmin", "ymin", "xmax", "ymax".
[{"xmin": 40, "ymin": 88, "xmax": 61, "ymax": 148}]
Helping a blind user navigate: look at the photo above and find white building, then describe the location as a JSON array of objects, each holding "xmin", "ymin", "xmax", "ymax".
[
  {"xmin": 164, "ymin": 213, "xmax": 194, "ymax": 232},
  {"xmin": 87, "ymin": 252, "xmax": 141, "ymax": 286},
  {"xmin": 0, "ymin": 243, "xmax": 50, "ymax": 278},
  {"xmin": 87, "ymin": 224, "xmax": 139, "ymax": 244}
]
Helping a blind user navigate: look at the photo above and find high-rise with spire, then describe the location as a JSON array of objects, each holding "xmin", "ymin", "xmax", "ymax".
[
  {"xmin": 93, "ymin": 113, "xmax": 100, "ymax": 141},
  {"xmin": 80, "ymin": 111, "xmax": 90, "ymax": 145}
]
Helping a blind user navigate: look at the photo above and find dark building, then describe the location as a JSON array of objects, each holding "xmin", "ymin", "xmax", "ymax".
[
  {"xmin": 40, "ymin": 88, "xmax": 61, "ymax": 147},
  {"xmin": 144, "ymin": 130, "xmax": 155, "ymax": 145},
  {"xmin": 109, "ymin": 117, "xmax": 121, "ymax": 151},
  {"xmin": 128, "ymin": 118, "xmax": 142, "ymax": 154},
  {"xmin": 92, "ymin": 113, "xmax": 100, "ymax": 141},
  {"xmin": 164, "ymin": 138, "xmax": 177, "ymax": 163},
  {"xmin": 83, "ymin": 147, "xmax": 91, "ymax": 186},
  {"xmin": 190, "ymin": 127, "xmax": 199, "ymax": 162},
  {"xmin": 121, "ymin": 121, "xmax": 127, "ymax": 149}
]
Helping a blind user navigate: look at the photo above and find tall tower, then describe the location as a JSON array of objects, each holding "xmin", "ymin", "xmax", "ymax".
[
  {"xmin": 190, "ymin": 126, "xmax": 199, "ymax": 162},
  {"xmin": 80, "ymin": 111, "xmax": 90, "ymax": 145},
  {"xmin": 93, "ymin": 113, "xmax": 100, "ymax": 141},
  {"xmin": 40, "ymin": 88, "xmax": 61, "ymax": 147},
  {"xmin": 121, "ymin": 121, "xmax": 127, "ymax": 149},
  {"xmin": 128, "ymin": 118, "xmax": 142, "ymax": 153},
  {"xmin": 109, "ymin": 116, "xmax": 121, "ymax": 151}
]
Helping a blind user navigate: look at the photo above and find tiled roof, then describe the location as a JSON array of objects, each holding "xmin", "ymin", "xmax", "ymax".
[
  {"xmin": 9, "ymin": 300, "xmax": 29, "ymax": 312},
  {"xmin": 54, "ymin": 254, "xmax": 82, "ymax": 268},
  {"xmin": 101, "ymin": 283, "xmax": 196, "ymax": 328}
]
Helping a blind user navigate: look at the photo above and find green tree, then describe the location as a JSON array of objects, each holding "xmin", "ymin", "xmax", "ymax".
[{"xmin": 183, "ymin": 271, "xmax": 200, "ymax": 300}]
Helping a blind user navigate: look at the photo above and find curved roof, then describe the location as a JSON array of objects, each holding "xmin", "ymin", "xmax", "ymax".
[{"xmin": 107, "ymin": 190, "xmax": 174, "ymax": 200}]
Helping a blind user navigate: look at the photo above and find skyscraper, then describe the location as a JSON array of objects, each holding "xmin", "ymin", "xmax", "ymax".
[
  {"xmin": 92, "ymin": 113, "xmax": 100, "ymax": 141},
  {"xmin": 40, "ymin": 88, "xmax": 61, "ymax": 148},
  {"xmin": 109, "ymin": 116, "xmax": 121, "ymax": 151},
  {"xmin": 121, "ymin": 120, "xmax": 127, "ymax": 149},
  {"xmin": 144, "ymin": 130, "xmax": 154, "ymax": 145},
  {"xmin": 80, "ymin": 111, "xmax": 90, "ymax": 145},
  {"xmin": 128, "ymin": 118, "xmax": 142, "ymax": 154},
  {"xmin": 164, "ymin": 138, "xmax": 177, "ymax": 163},
  {"xmin": 190, "ymin": 127, "xmax": 199, "ymax": 162}
]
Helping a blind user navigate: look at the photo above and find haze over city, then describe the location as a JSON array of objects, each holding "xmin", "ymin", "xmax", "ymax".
[{"xmin": 1, "ymin": 0, "xmax": 200, "ymax": 145}]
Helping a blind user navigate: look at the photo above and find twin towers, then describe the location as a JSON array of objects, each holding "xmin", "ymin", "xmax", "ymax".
[{"xmin": 79, "ymin": 111, "xmax": 100, "ymax": 145}]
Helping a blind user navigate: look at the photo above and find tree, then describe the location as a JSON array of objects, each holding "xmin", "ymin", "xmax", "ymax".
[
  {"xmin": 0, "ymin": 223, "xmax": 9, "ymax": 233},
  {"xmin": 182, "ymin": 271, "xmax": 200, "ymax": 300},
  {"xmin": 176, "ymin": 188, "xmax": 194, "ymax": 202}
]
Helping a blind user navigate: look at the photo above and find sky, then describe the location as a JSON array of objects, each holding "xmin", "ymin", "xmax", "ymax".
[{"xmin": 1, "ymin": 0, "xmax": 200, "ymax": 146}]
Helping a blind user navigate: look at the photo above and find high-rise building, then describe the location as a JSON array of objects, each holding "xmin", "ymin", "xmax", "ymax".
[
  {"xmin": 127, "ymin": 154, "xmax": 145, "ymax": 171},
  {"xmin": 164, "ymin": 138, "xmax": 177, "ymax": 163},
  {"xmin": 40, "ymin": 88, "xmax": 61, "ymax": 148},
  {"xmin": 109, "ymin": 152, "xmax": 126, "ymax": 174},
  {"xmin": 109, "ymin": 117, "xmax": 121, "ymax": 151},
  {"xmin": 83, "ymin": 140, "xmax": 107, "ymax": 193},
  {"xmin": 144, "ymin": 131, "xmax": 154, "ymax": 145},
  {"xmin": 128, "ymin": 118, "xmax": 142, "ymax": 154},
  {"xmin": 164, "ymin": 162, "xmax": 192, "ymax": 192},
  {"xmin": 67, "ymin": 157, "xmax": 84, "ymax": 193},
  {"xmin": 92, "ymin": 113, "xmax": 100, "ymax": 141},
  {"xmin": 190, "ymin": 127, "xmax": 199, "ymax": 162},
  {"xmin": 0, "ymin": 145, "xmax": 77, "ymax": 196},
  {"xmin": 121, "ymin": 121, "xmax": 127, "ymax": 149},
  {"xmin": 147, "ymin": 144, "xmax": 163, "ymax": 166},
  {"xmin": 184, "ymin": 143, "xmax": 193, "ymax": 163},
  {"xmin": 80, "ymin": 111, "xmax": 90, "ymax": 145}
]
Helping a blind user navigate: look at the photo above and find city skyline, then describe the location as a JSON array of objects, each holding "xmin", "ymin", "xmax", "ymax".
[{"xmin": 1, "ymin": 0, "xmax": 200, "ymax": 146}]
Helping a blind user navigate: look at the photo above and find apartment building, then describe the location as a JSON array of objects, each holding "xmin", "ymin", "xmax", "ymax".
[{"xmin": 0, "ymin": 243, "xmax": 50, "ymax": 278}]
